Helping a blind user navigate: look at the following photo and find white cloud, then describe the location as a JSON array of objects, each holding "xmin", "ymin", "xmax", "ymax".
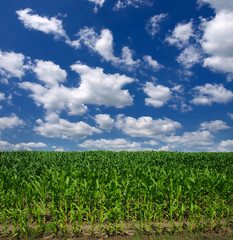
[
  {"xmin": 217, "ymin": 139, "xmax": 233, "ymax": 152},
  {"xmin": 70, "ymin": 62, "xmax": 134, "ymax": 108},
  {"xmin": 143, "ymin": 55, "xmax": 163, "ymax": 71},
  {"xmin": 198, "ymin": 0, "xmax": 233, "ymax": 12},
  {"xmin": 95, "ymin": 29, "xmax": 116, "ymax": 61},
  {"xmin": 0, "ymin": 140, "xmax": 46, "ymax": 151},
  {"xmin": 144, "ymin": 82, "xmax": 172, "ymax": 108},
  {"xmin": 146, "ymin": 13, "xmax": 168, "ymax": 37},
  {"xmin": 164, "ymin": 130, "xmax": 214, "ymax": 148},
  {"xmin": 191, "ymin": 83, "xmax": 233, "ymax": 105},
  {"xmin": 200, "ymin": 120, "xmax": 231, "ymax": 132},
  {"xmin": 0, "ymin": 50, "xmax": 26, "ymax": 79},
  {"xmin": 77, "ymin": 27, "xmax": 139, "ymax": 69},
  {"xmin": 95, "ymin": 114, "xmax": 114, "ymax": 130},
  {"xmin": 201, "ymin": 10, "xmax": 233, "ymax": 74},
  {"xmin": 0, "ymin": 93, "xmax": 5, "ymax": 101},
  {"xmin": 114, "ymin": 0, "xmax": 153, "ymax": 11},
  {"xmin": 34, "ymin": 113, "xmax": 102, "ymax": 140},
  {"xmin": 0, "ymin": 114, "xmax": 24, "ymax": 130},
  {"xmin": 166, "ymin": 21, "xmax": 194, "ymax": 48},
  {"xmin": 142, "ymin": 140, "xmax": 159, "ymax": 146},
  {"xmin": 177, "ymin": 45, "xmax": 201, "ymax": 68},
  {"xmin": 203, "ymin": 56, "xmax": 233, "ymax": 74},
  {"xmin": 228, "ymin": 113, "xmax": 233, "ymax": 120},
  {"xmin": 33, "ymin": 60, "xmax": 67, "ymax": 87},
  {"xmin": 16, "ymin": 8, "xmax": 79, "ymax": 48},
  {"xmin": 19, "ymin": 62, "xmax": 134, "ymax": 115},
  {"xmin": 116, "ymin": 114, "xmax": 182, "ymax": 138},
  {"xmin": 79, "ymin": 138, "xmax": 142, "ymax": 151},
  {"xmin": 87, "ymin": 0, "xmax": 106, "ymax": 13},
  {"xmin": 17, "ymin": 8, "xmax": 68, "ymax": 39}
]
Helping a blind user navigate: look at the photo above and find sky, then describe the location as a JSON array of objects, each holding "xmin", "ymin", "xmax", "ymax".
[{"xmin": 0, "ymin": 0, "xmax": 233, "ymax": 152}]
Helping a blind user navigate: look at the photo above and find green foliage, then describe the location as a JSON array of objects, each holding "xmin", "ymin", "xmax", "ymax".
[{"xmin": 0, "ymin": 151, "xmax": 232, "ymax": 237}]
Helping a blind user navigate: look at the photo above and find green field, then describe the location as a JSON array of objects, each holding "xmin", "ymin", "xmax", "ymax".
[{"xmin": 0, "ymin": 151, "xmax": 232, "ymax": 239}]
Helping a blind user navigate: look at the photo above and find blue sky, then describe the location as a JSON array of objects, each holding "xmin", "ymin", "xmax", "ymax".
[{"xmin": 0, "ymin": 0, "xmax": 233, "ymax": 151}]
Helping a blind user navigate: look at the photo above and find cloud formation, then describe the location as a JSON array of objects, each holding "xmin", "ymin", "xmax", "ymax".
[
  {"xmin": 16, "ymin": 8, "xmax": 79, "ymax": 48},
  {"xmin": 144, "ymin": 82, "xmax": 172, "ymax": 108},
  {"xmin": 146, "ymin": 13, "xmax": 168, "ymax": 37},
  {"xmin": 34, "ymin": 113, "xmax": 101, "ymax": 140},
  {"xmin": 19, "ymin": 61, "xmax": 134, "ymax": 115},
  {"xmin": 0, "ymin": 50, "xmax": 26, "ymax": 80},
  {"xmin": 114, "ymin": 0, "xmax": 153, "ymax": 11},
  {"xmin": 191, "ymin": 83, "xmax": 233, "ymax": 105},
  {"xmin": 116, "ymin": 114, "xmax": 182, "ymax": 138}
]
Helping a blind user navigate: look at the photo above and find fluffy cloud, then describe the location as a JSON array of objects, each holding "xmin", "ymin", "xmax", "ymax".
[
  {"xmin": 0, "ymin": 140, "xmax": 46, "ymax": 151},
  {"xmin": 77, "ymin": 27, "xmax": 139, "ymax": 69},
  {"xmin": 0, "ymin": 114, "xmax": 24, "ymax": 130},
  {"xmin": 164, "ymin": 130, "xmax": 214, "ymax": 149},
  {"xmin": 70, "ymin": 62, "xmax": 134, "ymax": 108},
  {"xmin": 19, "ymin": 61, "xmax": 134, "ymax": 115},
  {"xmin": 33, "ymin": 60, "xmax": 67, "ymax": 87},
  {"xmin": 34, "ymin": 113, "xmax": 101, "ymax": 140},
  {"xmin": 95, "ymin": 114, "xmax": 114, "ymax": 130},
  {"xmin": 177, "ymin": 45, "xmax": 201, "ymax": 68},
  {"xmin": 87, "ymin": 0, "xmax": 106, "ymax": 13},
  {"xmin": 191, "ymin": 83, "xmax": 233, "ymax": 105},
  {"xmin": 114, "ymin": 0, "xmax": 153, "ymax": 11},
  {"xmin": 0, "ymin": 50, "xmax": 26, "ymax": 79},
  {"xmin": 166, "ymin": 21, "xmax": 194, "ymax": 48},
  {"xmin": 143, "ymin": 82, "xmax": 172, "ymax": 108},
  {"xmin": 116, "ymin": 114, "xmax": 182, "ymax": 138},
  {"xmin": 217, "ymin": 139, "xmax": 233, "ymax": 152},
  {"xmin": 0, "ymin": 93, "xmax": 5, "ymax": 101},
  {"xmin": 201, "ymin": 10, "xmax": 233, "ymax": 74},
  {"xmin": 143, "ymin": 55, "xmax": 163, "ymax": 71},
  {"xmin": 198, "ymin": 0, "xmax": 233, "ymax": 12},
  {"xmin": 146, "ymin": 13, "xmax": 168, "ymax": 37},
  {"xmin": 16, "ymin": 8, "xmax": 79, "ymax": 48},
  {"xmin": 79, "ymin": 138, "xmax": 141, "ymax": 151},
  {"xmin": 200, "ymin": 120, "xmax": 231, "ymax": 132}
]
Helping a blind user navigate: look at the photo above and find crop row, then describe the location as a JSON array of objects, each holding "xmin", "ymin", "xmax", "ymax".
[{"xmin": 0, "ymin": 151, "xmax": 232, "ymax": 237}]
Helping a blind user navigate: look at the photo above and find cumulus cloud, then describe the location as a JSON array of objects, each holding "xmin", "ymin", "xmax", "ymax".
[
  {"xmin": 33, "ymin": 60, "xmax": 67, "ymax": 87},
  {"xmin": 166, "ymin": 21, "xmax": 194, "ymax": 48},
  {"xmin": 177, "ymin": 45, "xmax": 201, "ymax": 68},
  {"xmin": 200, "ymin": 120, "xmax": 231, "ymax": 132},
  {"xmin": 191, "ymin": 83, "xmax": 233, "ymax": 105},
  {"xmin": 0, "ymin": 93, "xmax": 5, "ymax": 101},
  {"xmin": 143, "ymin": 82, "xmax": 172, "ymax": 108},
  {"xmin": 114, "ymin": 0, "xmax": 153, "ymax": 11},
  {"xmin": 146, "ymin": 13, "xmax": 168, "ymax": 37},
  {"xmin": 19, "ymin": 61, "xmax": 134, "ymax": 115},
  {"xmin": 16, "ymin": 8, "xmax": 79, "ymax": 48},
  {"xmin": 77, "ymin": 27, "xmax": 139, "ymax": 69},
  {"xmin": 95, "ymin": 114, "xmax": 114, "ymax": 130},
  {"xmin": 0, "ymin": 114, "xmax": 24, "ymax": 131},
  {"xmin": 70, "ymin": 62, "xmax": 134, "ymax": 108},
  {"xmin": 0, "ymin": 140, "xmax": 46, "ymax": 151},
  {"xmin": 116, "ymin": 114, "xmax": 182, "ymax": 138},
  {"xmin": 0, "ymin": 50, "xmax": 26, "ymax": 79},
  {"xmin": 217, "ymin": 139, "xmax": 233, "ymax": 152},
  {"xmin": 164, "ymin": 130, "xmax": 214, "ymax": 149},
  {"xmin": 87, "ymin": 0, "xmax": 106, "ymax": 13},
  {"xmin": 201, "ymin": 10, "xmax": 233, "ymax": 74},
  {"xmin": 143, "ymin": 55, "xmax": 163, "ymax": 71},
  {"xmin": 34, "ymin": 113, "xmax": 101, "ymax": 140},
  {"xmin": 79, "ymin": 138, "xmax": 141, "ymax": 151},
  {"xmin": 198, "ymin": 0, "xmax": 233, "ymax": 12}
]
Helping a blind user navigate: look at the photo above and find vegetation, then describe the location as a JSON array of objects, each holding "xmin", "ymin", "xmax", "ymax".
[{"xmin": 0, "ymin": 151, "xmax": 232, "ymax": 238}]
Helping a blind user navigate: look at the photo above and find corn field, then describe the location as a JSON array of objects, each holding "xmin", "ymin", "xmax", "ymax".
[{"xmin": 0, "ymin": 151, "xmax": 232, "ymax": 238}]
